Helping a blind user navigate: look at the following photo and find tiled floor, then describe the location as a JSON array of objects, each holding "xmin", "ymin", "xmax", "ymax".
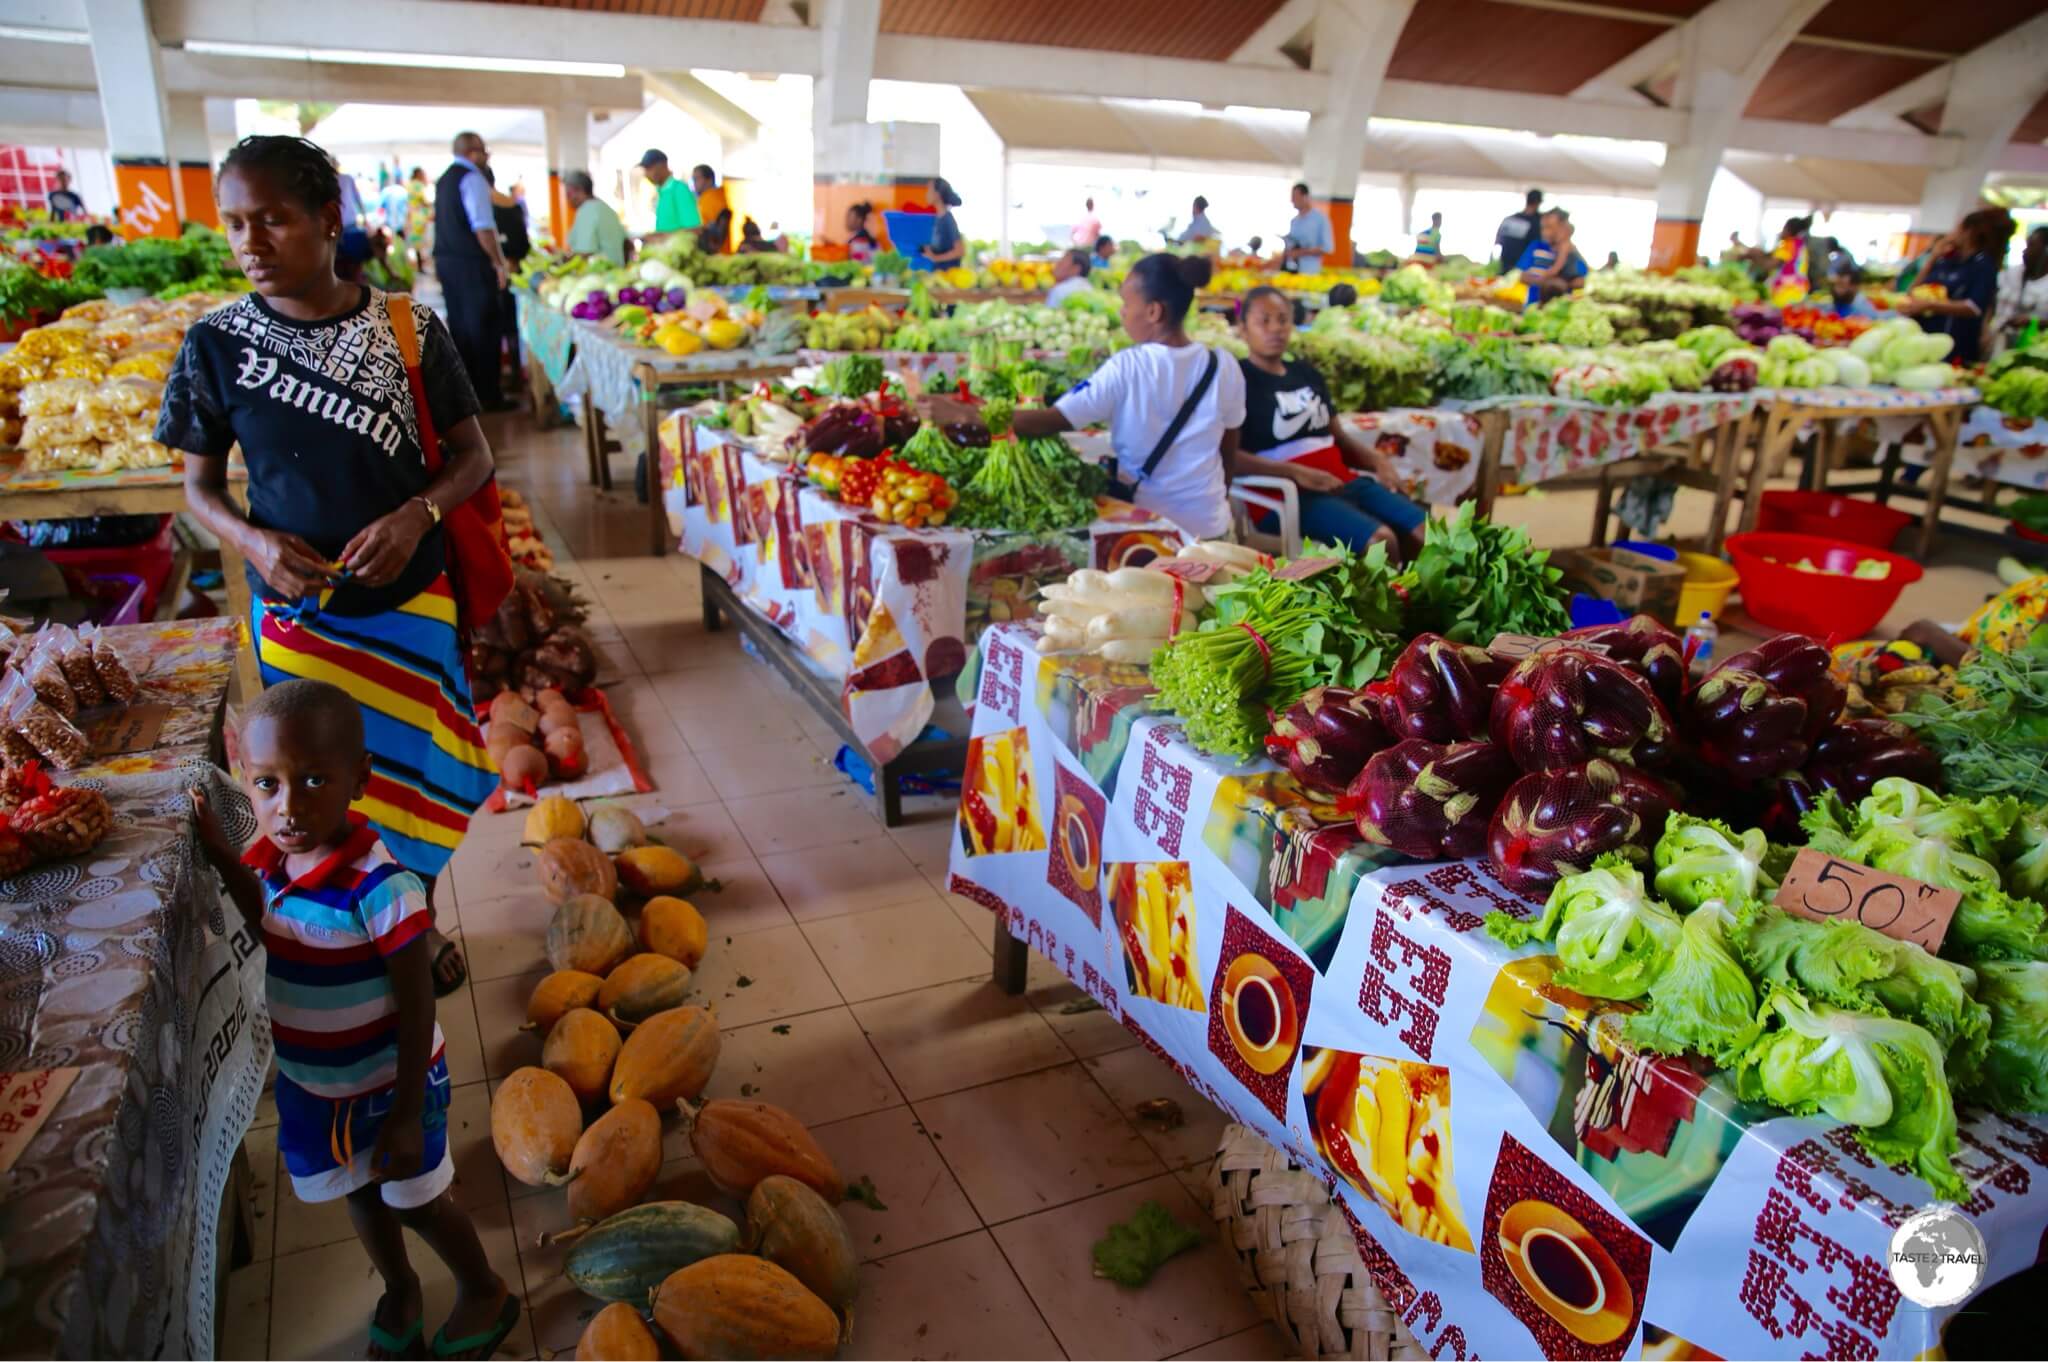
[{"xmin": 218, "ymin": 403, "xmax": 2008, "ymax": 1361}]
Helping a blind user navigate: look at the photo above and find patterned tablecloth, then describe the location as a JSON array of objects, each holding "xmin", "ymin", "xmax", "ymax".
[
  {"xmin": 515, "ymin": 288, "xmax": 579, "ymax": 390},
  {"xmin": 1900, "ymin": 405, "xmax": 2048, "ymax": 492},
  {"xmin": 669, "ymin": 420, "xmax": 1182, "ymax": 762},
  {"xmin": 1344, "ymin": 392, "xmax": 1754, "ymax": 505},
  {"xmin": 555, "ymin": 319, "xmax": 796, "ymax": 461},
  {"xmin": 947, "ymin": 619, "xmax": 2048, "ymax": 1362},
  {"xmin": 1, "ymin": 616, "xmax": 263, "ymax": 1360}
]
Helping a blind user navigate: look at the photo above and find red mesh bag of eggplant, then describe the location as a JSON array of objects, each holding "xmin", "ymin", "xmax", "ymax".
[
  {"xmin": 1685, "ymin": 667, "xmax": 1811, "ymax": 782},
  {"xmin": 1381, "ymin": 633, "xmax": 1507, "ymax": 743},
  {"xmin": 1716, "ymin": 634, "xmax": 1844, "ymax": 741},
  {"xmin": 1757, "ymin": 718, "xmax": 1944, "ymax": 836},
  {"xmin": 1264, "ymin": 686, "xmax": 1395, "ymax": 795},
  {"xmin": 1487, "ymin": 759, "xmax": 1680, "ymax": 900},
  {"xmin": 1344, "ymin": 738, "xmax": 1517, "ymax": 859},
  {"xmin": 1562, "ymin": 614, "xmax": 1686, "ymax": 713},
  {"xmin": 1488, "ymin": 647, "xmax": 1675, "ymax": 773}
]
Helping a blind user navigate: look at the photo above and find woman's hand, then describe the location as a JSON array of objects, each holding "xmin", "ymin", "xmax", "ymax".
[
  {"xmin": 341, "ymin": 501, "xmax": 434, "ymax": 588},
  {"xmin": 1283, "ymin": 464, "xmax": 1345, "ymax": 493},
  {"xmin": 187, "ymin": 786, "xmax": 238, "ymax": 871},
  {"xmin": 243, "ymin": 528, "xmax": 335, "ymax": 599}
]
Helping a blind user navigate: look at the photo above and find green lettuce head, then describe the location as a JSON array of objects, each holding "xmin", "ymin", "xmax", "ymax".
[
  {"xmin": 1857, "ymin": 778, "xmax": 2020, "ymax": 861},
  {"xmin": 1489, "ymin": 853, "xmax": 1680, "ymax": 1000},
  {"xmin": 2005, "ymin": 808, "xmax": 2048, "ymax": 902},
  {"xmin": 1653, "ymin": 814, "xmax": 1780, "ymax": 913},
  {"xmin": 1963, "ymin": 962, "xmax": 2048, "ymax": 1114},
  {"xmin": 1624, "ymin": 898, "xmax": 1760, "ymax": 1064},
  {"xmin": 1737, "ymin": 988, "xmax": 1965, "ymax": 1201}
]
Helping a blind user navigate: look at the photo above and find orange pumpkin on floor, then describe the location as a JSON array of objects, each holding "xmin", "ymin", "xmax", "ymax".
[
  {"xmin": 576, "ymin": 1303, "xmax": 658, "ymax": 1361},
  {"xmin": 651, "ymin": 1256, "xmax": 842, "ymax": 1362}
]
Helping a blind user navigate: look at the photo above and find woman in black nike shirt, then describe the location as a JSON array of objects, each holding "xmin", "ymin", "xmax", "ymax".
[
  {"xmin": 1233, "ymin": 286, "xmax": 1426, "ymax": 557},
  {"xmin": 158, "ymin": 135, "xmax": 497, "ymax": 997}
]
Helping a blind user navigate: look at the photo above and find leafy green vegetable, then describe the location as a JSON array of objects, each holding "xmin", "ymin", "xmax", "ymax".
[
  {"xmin": 0, "ymin": 262, "xmax": 96, "ymax": 322},
  {"xmin": 1736, "ymin": 988, "xmax": 1964, "ymax": 1201},
  {"xmin": 950, "ymin": 434, "xmax": 1103, "ymax": 532},
  {"xmin": 1623, "ymin": 898, "xmax": 1760, "ymax": 1064},
  {"xmin": 818, "ymin": 353, "xmax": 883, "ymax": 398},
  {"xmin": 1898, "ymin": 628, "xmax": 2048, "ymax": 804},
  {"xmin": 1290, "ymin": 329, "xmax": 1432, "ymax": 412},
  {"xmin": 1400, "ymin": 502, "xmax": 1569, "ymax": 645},
  {"xmin": 1486, "ymin": 853, "xmax": 1681, "ymax": 1001},
  {"xmin": 1652, "ymin": 814, "xmax": 1780, "ymax": 913},
  {"xmin": 1983, "ymin": 367, "xmax": 2048, "ymax": 421},
  {"xmin": 1150, "ymin": 544, "xmax": 1404, "ymax": 759},
  {"xmin": 1424, "ymin": 334, "xmax": 1551, "ymax": 401},
  {"xmin": 897, "ymin": 421, "xmax": 981, "ymax": 484},
  {"xmin": 1961, "ymin": 962, "xmax": 2048, "ymax": 1113},
  {"xmin": 1091, "ymin": 1199, "xmax": 1203, "ymax": 1287},
  {"xmin": 2007, "ymin": 808, "xmax": 2048, "ymax": 901}
]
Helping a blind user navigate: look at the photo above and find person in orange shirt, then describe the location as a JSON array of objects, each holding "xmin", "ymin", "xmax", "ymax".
[{"xmin": 692, "ymin": 164, "xmax": 732, "ymax": 253}]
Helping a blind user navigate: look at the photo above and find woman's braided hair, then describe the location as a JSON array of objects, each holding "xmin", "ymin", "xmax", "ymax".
[{"xmin": 218, "ymin": 135, "xmax": 341, "ymax": 212}]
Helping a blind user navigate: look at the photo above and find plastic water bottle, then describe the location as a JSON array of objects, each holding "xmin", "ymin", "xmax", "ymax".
[{"xmin": 1683, "ymin": 611, "xmax": 1719, "ymax": 671}]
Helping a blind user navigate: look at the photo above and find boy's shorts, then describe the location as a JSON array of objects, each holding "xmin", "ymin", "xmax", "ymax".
[{"xmin": 275, "ymin": 1055, "xmax": 454, "ymax": 1207}]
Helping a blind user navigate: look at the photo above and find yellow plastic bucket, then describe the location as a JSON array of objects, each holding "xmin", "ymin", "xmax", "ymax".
[{"xmin": 1676, "ymin": 551, "xmax": 1739, "ymax": 622}]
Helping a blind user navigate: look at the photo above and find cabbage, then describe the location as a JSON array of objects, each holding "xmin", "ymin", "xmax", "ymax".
[
  {"xmin": 1881, "ymin": 329, "xmax": 1953, "ymax": 370},
  {"xmin": 1893, "ymin": 363, "xmax": 1957, "ymax": 391},
  {"xmin": 1766, "ymin": 334, "xmax": 1815, "ymax": 362},
  {"xmin": 1791, "ymin": 356, "xmax": 1837, "ymax": 388},
  {"xmin": 1830, "ymin": 352, "xmax": 1871, "ymax": 387},
  {"xmin": 1487, "ymin": 853, "xmax": 1680, "ymax": 1000},
  {"xmin": 1850, "ymin": 319, "xmax": 1915, "ymax": 359},
  {"xmin": 1624, "ymin": 898, "xmax": 1760, "ymax": 1064},
  {"xmin": 2007, "ymin": 809, "xmax": 2048, "ymax": 900},
  {"xmin": 1857, "ymin": 778, "xmax": 2019, "ymax": 860},
  {"xmin": 638, "ymin": 259, "xmax": 680, "ymax": 286},
  {"xmin": 1652, "ymin": 814, "xmax": 1778, "ymax": 912},
  {"xmin": 1963, "ymin": 962, "xmax": 2048, "ymax": 1113},
  {"xmin": 1736, "ymin": 988, "xmax": 1964, "ymax": 1200},
  {"xmin": 1676, "ymin": 324, "xmax": 1743, "ymax": 365}
]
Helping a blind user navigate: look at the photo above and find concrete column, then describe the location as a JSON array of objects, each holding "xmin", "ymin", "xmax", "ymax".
[
  {"xmin": 1647, "ymin": 0, "xmax": 1827, "ymax": 272},
  {"xmin": 1298, "ymin": 0, "xmax": 1416, "ymax": 267},
  {"xmin": 811, "ymin": 0, "xmax": 938, "ymax": 259},
  {"xmin": 82, "ymin": 0, "xmax": 177, "ymax": 238},
  {"xmin": 1394, "ymin": 172, "xmax": 1415, "ymax": 240},
  {"xmin": 547, "ymin": 103, "xmax": 589, "ymax": 250},
  {"xmin": 1905, "ymin": 16, "xmax": 2048, "ymax": 251},
  {"xmin": 166, "ymin": 94, "xmax": 215, "ymax": 228}
]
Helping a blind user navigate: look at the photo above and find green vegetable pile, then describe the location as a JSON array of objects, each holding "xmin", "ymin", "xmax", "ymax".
[
  {"xmin": 74, "ymin": 226, "xmax": 238, "ymax": 294},
  {"xmin": 949, "ymin": 433, "xmax": 1105, "ymax": 533},
  {"xmin": 1898, "ymin": 628, "xmax": 2048, "ymax": 804},
  {"xmin": 896, "ymin": 421, "xmax": 980, "ymax": 484},
  {"xmin": 1423, "ymin": 333, "xmax": 1550, "ymax": 401},
  {"xmin": 1150, "ymin": 545, "xmax": 1403, "ymax": 759},
  {"xmin": 818, "ymin": 353, "xmax": 883, "ymax": 398},
  {"xmin": 0, "ymin": 262, "xmax": 96, "ymax": 322},
  {"xmin": 1983, "ymin": 342, "xmax": 2048, "ymax": 420},
  {"xmin": 1290, "ymin": 329, "xmax": 1432, "ymax": 412},
  {"xmin": 1091, "ymin": 1200, "xmax": 1203, "ymax": 1287},
  {"xmin": 1486, "ymin": 781, "xmax": 2048, "ymax": 1200},
  {"xmin": 1398, "ymin": 503, "xmax": 1568, "ymax": 644}
]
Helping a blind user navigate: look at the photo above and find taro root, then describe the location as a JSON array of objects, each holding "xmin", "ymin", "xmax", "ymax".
[
  {"xmin": 1802, "ymin": 718, "xmax": 1941, "ymax": 805},
  {"xmin": 1384, "ymin": 633, "xmax": 1507, "ymax": 744},
  {"xmin": 1717, "ymin": 634, "xmax": 1844, "ymax": 742},
  {"xmin": 1264, "ymin": 686, "xmax": 1394, "ymax": 795},
  {"xmin": 1487, "ymin": 761, "xmax": 1665, "ymax": 902},
  {"xmin": 1345, "ymin": 738, "xmax": 1517, "ymax": 860},
  {"xmin": 1685, "ymin": 667, "xmax": 1809, "ymax": 782},
  {"xmin": 1488, "ymin": 646, "xmax": 1674, "ymax": 773},
  {"xmin": 1563, "ymin": 615, "xmax": 1686, "ymax": 714}
]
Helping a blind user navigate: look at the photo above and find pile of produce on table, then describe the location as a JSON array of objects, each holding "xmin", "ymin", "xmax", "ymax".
[
  {"xmin": 1982, "ymin": 341, "xmax": 2048, "ymax": 421},
  {"xmin": 482, "ymin": 792, "xmax": 864, "ymax": 1360}
]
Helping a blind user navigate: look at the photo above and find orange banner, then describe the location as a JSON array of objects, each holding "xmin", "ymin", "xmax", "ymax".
[
  {"xmin": 114, "ymin": 161, "xmax": 178, "ymax": 239},
  {"xmin": 1648, "ymin": 218, "xmax": 1701, "ymax": 275},
  {"xmin": 1316, "ymin": 198, "xmax": 1354, "ymax": 269},
  {"xmin": 176, "ymin": 163, "xmax": 217, "ymax": 229},
  {"xmin": 548, "ymin": 170, "xmax": 566, "ymax": 251}
]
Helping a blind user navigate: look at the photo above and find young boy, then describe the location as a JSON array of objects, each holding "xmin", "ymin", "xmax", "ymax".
[{"xmin": 192, "ymin": 679, "xmax": 517, "ymax": 1361}]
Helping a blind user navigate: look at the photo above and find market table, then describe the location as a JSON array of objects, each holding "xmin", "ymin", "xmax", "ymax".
[
  {"xmin": 946, "ymin": 618, "xmax": 2048, "ymax": 1361},
  {"xmin": 670, "ymin": 417, "xmax": 1182, "ymax": 778},
  {"xmin": 514, "ymin": 289, "xmax": 578, "ymax": 427},
  {"xmin": 0, "ymin": 616, "xmax": 269, "ymax": 1360},
  {"xmin": 1733, "ymin": 386, "xmax": 1979, "ymax": 557},
  {"xmin": 0, "ymin": 458, "xmax": 258, "ymax": 698},
  {"xmin": 1345, "ymin": 392, "xmax": 1757, "ymax": 548}
]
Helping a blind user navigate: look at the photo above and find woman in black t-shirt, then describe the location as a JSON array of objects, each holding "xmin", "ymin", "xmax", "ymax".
[
  {"xmin": 1896, "ymin": 208, "xmax": 2011, "ymax": 366},
  {"xmin": 158, "ymin": 135, "xmax": 498, "ymax": 996},
  {"xmin": 1233, "ymin": 287, "xmax": 1426, "ymax": 557}
]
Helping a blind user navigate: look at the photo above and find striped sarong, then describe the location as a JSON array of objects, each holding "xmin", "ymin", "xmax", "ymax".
[{"xmin": 251, "ymin": 575, "xmax": 496, "ymax": 877}]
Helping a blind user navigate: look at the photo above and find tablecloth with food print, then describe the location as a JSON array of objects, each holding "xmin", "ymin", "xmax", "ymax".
[
  {"xmin": 670, "ymin": 420, "xmax": 1182, "ymax": 762},
  {"xmin": 945, "ymin": 619, "xmax": 2048, "ymax": 1361},
  {"xmin": 0, "ymin": 760, "xmax": 269, "ymax": 1361},
  {"xmin": 1899, "ymin": 406, "xmax": 2048, "ymax": 492},
  {"xmin": 1343, "ymin": 392, "xmax": 1754, "ymax": 506}
]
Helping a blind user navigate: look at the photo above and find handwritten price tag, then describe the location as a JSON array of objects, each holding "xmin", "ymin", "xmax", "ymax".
[
  {"xmin": 1772, "ymin": 849, "xmax": 1960, "ymax": 954},
  {"xmin": 1271, "ymin": 556, "xmax": 1343, "ymax": 581},
  {"xmin": 1150, "ymin": 559, "xmax": 1226, "ymax": 584}
]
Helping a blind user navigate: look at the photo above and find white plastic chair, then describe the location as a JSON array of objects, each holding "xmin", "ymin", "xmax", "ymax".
[{"xmin": 1229, "ymin": 476, "xmax": 1302, "ymax": 558}]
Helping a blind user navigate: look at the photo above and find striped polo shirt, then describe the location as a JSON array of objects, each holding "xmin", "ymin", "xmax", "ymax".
[{"xmin": 245, "ymin": 819, "xmax": 445, "ymax": 1099}]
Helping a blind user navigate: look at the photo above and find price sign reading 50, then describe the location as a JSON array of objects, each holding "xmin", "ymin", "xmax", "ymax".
[{"xmin": 1772, "ymin": 850, "xmax": 1961, "ymax": 955}]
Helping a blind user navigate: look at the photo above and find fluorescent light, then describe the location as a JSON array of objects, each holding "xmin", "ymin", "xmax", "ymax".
[
  {"xmin": 183, "ymin": 41, "xmax": 624, "ymax": 79},
  {"xmin": 0, "ymin": 25, "xmax": 89, "ymax": 43}
]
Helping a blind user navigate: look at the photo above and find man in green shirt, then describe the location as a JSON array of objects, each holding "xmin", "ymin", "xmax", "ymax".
[
  {"xmin": 563, "ymin": 170, "xmax": 626, "ymax": 266},
  {"xmin": 639, "ymin": 148, "xmax": 700, "ymax": 238}
]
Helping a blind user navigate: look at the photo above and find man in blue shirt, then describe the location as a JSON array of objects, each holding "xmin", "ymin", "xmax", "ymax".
[
  {"xmin": 1282, "ymin": 182, "xmax": 1334, "ymax": 274},
  {"xmin": 434, "ymin": 131, "xmax": 514, "ymax": 409},
  {"xmin": 1515, "ymin": 209, "xmax": 1587, "ymax": 309},
  {"xmin": 1827, "ymin": 260, "xmax": 1878, "ymax": 320}
]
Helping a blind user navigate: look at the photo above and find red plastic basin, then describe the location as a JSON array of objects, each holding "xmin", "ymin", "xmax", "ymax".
[
  {"xmin": 1724, "ymin": 531, "xmax": 1922, "ymax": 642},
  {"xmin": 1756, "ymin": 491, "xmax": 1913, "ymax": 551}
]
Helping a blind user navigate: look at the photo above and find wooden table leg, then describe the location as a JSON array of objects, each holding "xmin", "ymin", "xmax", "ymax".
[
  {"xmin": 217, "ymin": 540, "xmax": 263, "ymax": 701},
  {"xmin": 1703, "ymin": 414, "xmax": 1740, "ymax": 555},
  {"xmin": 1738, "ymin": 404, "xmax": 1794, "ymax": 535},
  {"xmin": 1916, "ymin": 407, "xmax": 1963, "ymax": 560},
  {"xmin": 593, "ymin": 409, "xmax": 614, "ymax": 492},
  {"xmin": 1473, "ymin": 412, "xmax": 1507, "ymax": 517},
  {"xmin": 1589, "ymin": 468, "xmax": 1616, "ymax": 546},
  {"xmin": 644, "ymin": 393, "xmax": 668, "ymax": 557},
  {"xmin": 581, "ymin": 401, "xmax": 602, "ymax": 487}
]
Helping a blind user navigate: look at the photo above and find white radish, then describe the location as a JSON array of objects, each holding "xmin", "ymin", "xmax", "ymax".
[
  {"xmin": 1085, "ymin": 606, "xmax": 1195, "ymax": 644},
  {"xmin": 1099, "ymin": 637, "xmax": 1167, "ymax": 664},
  {"xmin": 1102, "ymin": 567, "xmax": 1179, "ymax": 598}
]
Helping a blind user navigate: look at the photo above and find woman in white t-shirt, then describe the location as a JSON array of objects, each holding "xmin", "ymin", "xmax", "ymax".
[{"xmin": 931, "ymin": 254, "xmax": 1243, "ymax": 538}]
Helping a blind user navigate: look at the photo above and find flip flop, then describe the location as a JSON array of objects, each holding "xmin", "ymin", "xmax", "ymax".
[
  {"xmin": 431, "ymin": 937, "xmax": 467, "ymax": 998},
  {"xmin": 367, "ymin": 1313, "xmax": 426, "ymax": 1361},
  {"xmin": 430, "ymin": 1292, "xmax": 519, "ymax": 1360}
]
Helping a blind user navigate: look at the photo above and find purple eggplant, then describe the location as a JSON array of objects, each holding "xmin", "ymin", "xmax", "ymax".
[
  {"xmin": 1385, "ymin": 633, "xmax": 1507, "ymax": 744},
  {"xmin": 1346, "ymin": 738, "xmax": 1517, "ymax": 860},
  {"xmin": 1266, "ymin": 686, "xmax": 1396, "ymax": 795},
  {"xmin": 1564, "ymin": 615, "xmax": 1686, "ymax": 714},
  {"xmin": 1802, "ymin": 718, "xmax": 1942, "ymax": 805},
  {"xmin": 1718, "ymin": 634, "xmax": 1844, "ymax": 741},
  {"xmin": 1489, "ymin": 646, "xmax": 1675, "ymax": 773},
  {"xmin": 1486, "ymin": 761, "xmax": 1665, "ymax": 902},
  {"xmin": 1685, "ymin": 668, "xmax": 1809, "ymax": 782}
]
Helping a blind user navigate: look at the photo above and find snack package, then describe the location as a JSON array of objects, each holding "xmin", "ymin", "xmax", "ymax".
[
  {"xmin": 100, "ymin": 377, "xmax": 164, "ymax": 417},
  {"xmin": 19, "ymin": 412, "xmax": 87, "ymax": 448},
  {"xmin": 0, "ymin": 677, "xmax": 38, "ymax": 768},
  {"xmin": 24, "ymin": 442, "xmax": 103, "ymax": 473},
  {"xmin": 19, "ymin": 378, "xmax": 92, "ymax": 417},
  {"xmin": 81, "ymin": 624, "xmax": 139, "ymax": 703},
  {"xmin": 4, "ymin": 676, "xmax": 86, "ymax": 770},
  {"xmin": 52, "ymin": 626, "xmax": 106, "ymax": 707},
  {"xmin": 19, "ymin": 634, "xmax": 77, "ymax": 718}
]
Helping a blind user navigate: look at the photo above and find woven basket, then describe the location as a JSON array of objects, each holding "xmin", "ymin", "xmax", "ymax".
[{"xmin": 1206, "ymin": 1124, "xmax": 1428, "ymax": 1362}]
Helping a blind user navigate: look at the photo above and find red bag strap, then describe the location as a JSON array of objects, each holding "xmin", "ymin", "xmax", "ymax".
[{"xmin": 383, "ymin": 292, "xmax": 445, "ymax": 475}]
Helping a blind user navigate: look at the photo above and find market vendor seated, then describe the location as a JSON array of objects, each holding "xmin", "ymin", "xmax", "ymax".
[
  {"xmin": 1826, "ymin": 259, "xmax": 1878, "ymax": 320},
  {"xmin": 1232, "ymin": 285, "xmax": 1426, "ymax": 559},
  {"xmin": 1516, "ymin": 209, "xmax": 1587, "ymax": 309}
]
